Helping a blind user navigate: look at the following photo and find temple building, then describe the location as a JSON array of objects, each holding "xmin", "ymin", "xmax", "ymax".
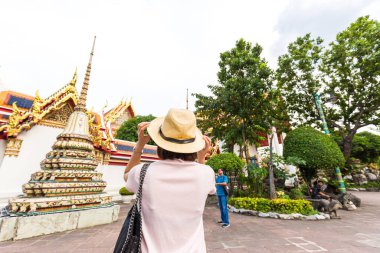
[{"xmin": 0, "ymin": 71, "xmax": 157, "ymax": 208}]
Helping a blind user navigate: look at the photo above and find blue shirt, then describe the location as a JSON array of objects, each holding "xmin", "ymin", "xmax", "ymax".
[{"xmin": 216, "ymin": 175, "xmax": 228, "ymax": 196}]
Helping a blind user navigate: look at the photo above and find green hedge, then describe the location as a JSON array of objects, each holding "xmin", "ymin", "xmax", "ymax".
[
  {"xmin": 119, "ymin": 187, "xmax": 134, "ymax": 195},
  {"xmin": 283, "ymin": 126, "xmax": 345, "ymax": 181},
  {"xmin": 229, "ymin": 197, "xmax": 317, "ymax": 215}
]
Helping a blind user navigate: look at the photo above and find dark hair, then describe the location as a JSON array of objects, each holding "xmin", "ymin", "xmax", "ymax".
[{"xmin": 157, "ymin": 146, "xmax": 197, "ymax": 161}]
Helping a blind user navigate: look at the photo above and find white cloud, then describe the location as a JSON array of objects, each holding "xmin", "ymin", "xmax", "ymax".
[
  {"xmin": 271, "ymin": 0, "xmax": 379, "ymax": 62},
  {"xmin": 0, "ymin": 0, "xmax": 377, "ymax": 116}
]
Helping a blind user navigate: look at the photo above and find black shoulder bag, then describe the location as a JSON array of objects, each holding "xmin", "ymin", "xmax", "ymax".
[
  {"xmin": 113, "ymin": 163, "xmax": 150, "ymax": 253},
  {"xmin": 223, "ymin": 185, "xmax": 229, "ymax": 196}
]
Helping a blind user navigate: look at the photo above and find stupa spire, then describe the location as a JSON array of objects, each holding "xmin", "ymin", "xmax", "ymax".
[
  {"xmin": 75, "ymin": 36, "xmax": 96, "ymax": 112},
  {"xmin": 8, "ymin": 37, "xmax": 113, "ymax": 215}
]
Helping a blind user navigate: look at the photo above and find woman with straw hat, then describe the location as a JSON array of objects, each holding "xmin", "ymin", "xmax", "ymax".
[{"xmin": 123, "ymin": 108, "xmax": 216, "ymax": 253}]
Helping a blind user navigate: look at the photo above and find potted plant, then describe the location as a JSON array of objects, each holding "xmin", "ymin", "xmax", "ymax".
[{"xmin": 119, "ymin": 187, "xmax": 135, "ymax": 203}]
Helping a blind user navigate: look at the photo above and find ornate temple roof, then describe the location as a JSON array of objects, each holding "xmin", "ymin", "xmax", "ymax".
[
  {"xmin": 0, "ymin": 91, "xmax": 35, "ymax": 124},
  {"xmin": 0, "ymin": 90, "xmax": 35, "ymax": 109},
  {"xmin": 0, "ymin": 71, "xmax": 78, "ymax": 137},
  {"xmin": 109, "ymin": 139, "xmax": 159, "ymax": 166},
  {"xmin": 0, "ymin": 42, "xmax": 155, "ymax": 164},
  {"xmin": 0, "ymin": 73, "xmax": 156, "ymax": 162},
  {"xmin": 104, "ymin": 99, "xmax": 135, "ymax": 122},
  {"xmin": 0, "ymin": 84, "xmax": 136, "ymax": 140}
]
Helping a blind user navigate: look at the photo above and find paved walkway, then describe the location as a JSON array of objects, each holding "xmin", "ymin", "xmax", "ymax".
[{"xmin": 0, "ymin": 191, "xmax": 379, "ymax": 253}]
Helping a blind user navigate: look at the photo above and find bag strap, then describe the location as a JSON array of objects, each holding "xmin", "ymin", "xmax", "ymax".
[{"xmin": 136, "ymin": 163, "xmax": 150, "ymax": 212}]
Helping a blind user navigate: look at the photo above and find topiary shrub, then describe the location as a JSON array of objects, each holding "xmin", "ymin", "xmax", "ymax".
[
  {"xmin": 229, "ymin": 197, "xmax": 316, "ymax": 215},
  {"xmin": 206, "ymin": 153, "xmax": 245, "ymax": 196},
  {"xmin": 119, "ymin": 187, "xmax": 134, "ymax": 196},
  {"xmin": 206, "ymin": 152, "xmax": 245, "ymax": 173},
  {"xmin": 283, "ymin": 126, "xmax": 345, "ymax": 183}
]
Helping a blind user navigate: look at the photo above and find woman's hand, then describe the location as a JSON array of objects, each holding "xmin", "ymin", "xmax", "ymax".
[
  {"xmin": 136, "ymin": 122, "xmax": 151, "ymax": 148},
  {"xmin": 124, "ymin": 122, "xmax": 151, "ymax": 183},
  {"xmin": 197, "ymin": 135, "xmax": 211, "ymax": 164}
]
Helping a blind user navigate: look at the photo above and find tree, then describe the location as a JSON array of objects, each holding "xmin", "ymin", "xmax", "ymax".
[
  {"xmin": 283, "ymin": 127, "xmax": 345, "ymax": 183},
  {"xmin": 277, "ymin": 16, "xmax": 380, "ymax": 163},
  {"xmin": 351, "ymin": 132, "xmax": 380, "ymax": 163},
  {"xmin": 264, "ymin": 89, "xmax": 291, "ymax": 199},
  {"xmin": 276, "ymin": 33, "xmax": 324, "ymax": 127},
  {"xmin": 321, "ymin": 16, "xmax": 380, "ymax": 161},
  {"xmin": 116, "ymin": 115, "xmax": 156, "ymax": 145},
  {"xmin": 194, "ymin": 39, "xmax": 273, "ymax": 163}
]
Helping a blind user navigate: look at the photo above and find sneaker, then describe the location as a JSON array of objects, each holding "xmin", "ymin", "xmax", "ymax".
[
  {"xmin": 222, "ymin": 224, "xmax": 230, "ymax": 228},
  {"xmin": 217, "ymin": 220, "xmax": 224, "ymax": 224}
]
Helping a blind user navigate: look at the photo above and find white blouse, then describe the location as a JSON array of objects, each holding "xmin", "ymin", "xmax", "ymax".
[{"xmin": 126, "ymin": 159, "xmax": 216, "ymax": 253}]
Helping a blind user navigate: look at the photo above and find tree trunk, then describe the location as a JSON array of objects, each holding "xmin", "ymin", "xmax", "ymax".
[
  {"xmin": 241, "ymin": 123, "xmax": 250, "ymax": 164},
  {"xmin": 342, "ymin": 133, "xmax": 355, "ymax": 163},
  {"xmin": 268, "ymin": 133, "xmax": 276, "ymax": 200},
  {"xmin": 227, "ymin": 144, "xmax": 234, "ymax": 153}
]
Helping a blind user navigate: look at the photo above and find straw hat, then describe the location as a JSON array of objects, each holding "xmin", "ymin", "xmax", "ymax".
[{"xmin": 147, "ymin": 108, "xmax": 205, "ymax": 153}]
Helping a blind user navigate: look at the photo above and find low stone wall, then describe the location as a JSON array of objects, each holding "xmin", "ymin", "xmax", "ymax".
[
  {"xmin": 229, "ymin": 205, "xmax": 331, "ymax": 220},
  {"xmin": 0, "ymin": 205, "xmax": 120, "ymax": 242}
]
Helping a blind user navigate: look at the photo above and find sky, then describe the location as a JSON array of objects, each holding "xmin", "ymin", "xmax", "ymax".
[{"xmin": 0, "ymin": 0, "xmax": 379, "ymax": 117}]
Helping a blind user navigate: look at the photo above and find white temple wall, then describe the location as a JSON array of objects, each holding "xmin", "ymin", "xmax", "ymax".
[
  {"xmin": 0, "ymin": 139, "xmax": 6, "ymax": 167},
  {"xmin": 97, "ymin": 164, "xmax": 126, "ymax": 200},
  {"xmin": 0, "ymin": 125, "xmax": 62, "ymax": 200},
  {"xmin": 271, "ymin": 127, "xmax": 283, "ymax": 156},
  {"xmin": 232, "ymin": 138, "xmax": 283, "ymax": 161}
]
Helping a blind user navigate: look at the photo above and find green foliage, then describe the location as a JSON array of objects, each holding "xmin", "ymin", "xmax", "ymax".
[
  {"xmin": 283, "ymin": 126, "xmax": 345, "ymax": 182},
  {"xmin": 288, "ymin": 188, "xmax": 305, "ymax": 200},
  {"xmin": 276, "ymin": 190, "xmax": 290, "ymax": 199},
  {"xmin": 207, "ymin": 152, "xmax": 245, "ymax": 197},
  {"xmin": 229, "ymin": 197, "xmax": 317, "ymax": 215},
  {"xmin": 351, "ymin": 132, "xmax": 380, "ymax": 163},
  {"xmin": 206, "ymin": 152, "xmax": 245, "ymax": 173},
  {"xmin": 299, "ymin": 183, "xmax": 310, "ymax": 196},
  {"xmin": 116, "ymin": 115, "xmax": 156, "ymax": 145},
  {"xmin": 277, "ymin": 16, "xmax": 380, "ymax": 162},
  {"xmin": 247, "ymin": 163, "xmax": 268, "ymax": 198},
  {"xmin": 119, "ymin": 187, "xmax": 134, "ymax": 196},
  {"xmin": 194, "ymin": 38, "xmax": 290, "ymax": 199},
  {"xmin": 276, "ymin": 33, "xmax": 324, "ymax": 127},
  {"xmin": 260, "ymin": 151, "xmax": 298, "ymax": 180},
  {"xmin": 285, "ymin": 156, "xmax": 307, "ymax": 167},
  {"xmin": 346, "ymin": 181, "xmax": 380, "ymax": 189},
  {"xmin": 193, "ymin": 38, "xmax": 274, "ymax": 156}
]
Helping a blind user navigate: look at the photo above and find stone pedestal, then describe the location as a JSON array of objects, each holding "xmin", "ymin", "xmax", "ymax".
[{"xmin": 0, "ymin": 204, "xmax": 119, "ymax": 242}]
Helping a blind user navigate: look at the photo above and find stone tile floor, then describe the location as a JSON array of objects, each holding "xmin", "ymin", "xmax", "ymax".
[{"xmin": 0, "ymin": 191, "xmax": 379, "ymax": 252}]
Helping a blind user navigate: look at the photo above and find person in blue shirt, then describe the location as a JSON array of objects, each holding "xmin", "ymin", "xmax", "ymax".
[{"xmin": 215, "ymin": 168, "xmax": 230, "ymax": 228}]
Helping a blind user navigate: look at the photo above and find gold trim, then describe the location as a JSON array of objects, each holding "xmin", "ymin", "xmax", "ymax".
[
  {"xmin": 75, "ymin": 36, "xmax": 96, "ymax": 113},
  {"xmin": 38, "ymin": 119, "xmax": 66, "ymax": 128},
  {"xmin": 5, "ymin": 138, "xmax": 23, "ymax": 157},
  {"xmin": 103, "ymin": 153, "xmax": 111, "ymax": 165},
  {"xmin": 0, "ymin": 80, "xmax": 78, "ymax": 137}
]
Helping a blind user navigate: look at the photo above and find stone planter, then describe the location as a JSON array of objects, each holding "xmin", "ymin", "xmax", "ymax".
[{"xmin": 120, "ymin": 195, "xmax": 134, "ymax": 204}]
